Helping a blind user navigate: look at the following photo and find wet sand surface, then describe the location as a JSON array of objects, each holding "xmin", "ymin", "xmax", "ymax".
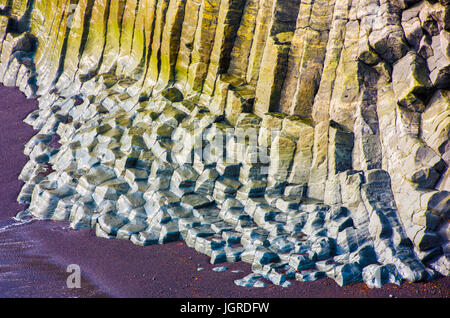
[{"xmin": 0, "ymin": 84, "xmax": 449, "ymax": 298}]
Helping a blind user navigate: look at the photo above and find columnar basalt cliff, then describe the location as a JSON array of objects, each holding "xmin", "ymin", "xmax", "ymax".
[{"xmin": 0, "ymin": 0, "xmax": 448, "ymax": 288}]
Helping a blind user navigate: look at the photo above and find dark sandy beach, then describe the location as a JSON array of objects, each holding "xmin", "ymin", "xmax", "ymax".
[{"xmin": 0, "ymin": 84, "xmax": 449, "ymax": 298}]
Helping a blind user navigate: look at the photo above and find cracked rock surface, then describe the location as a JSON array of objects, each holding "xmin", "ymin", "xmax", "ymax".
[{"xmin": 0, "ymin": 0, "xmax": 449, "ymax": 288}]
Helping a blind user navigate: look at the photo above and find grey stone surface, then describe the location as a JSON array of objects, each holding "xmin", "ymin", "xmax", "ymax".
[{"xmin": 2, "ymin": 0, "xmax": 448, "ymax": 290}]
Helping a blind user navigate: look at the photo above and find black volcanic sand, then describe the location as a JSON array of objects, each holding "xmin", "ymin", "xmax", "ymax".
[{"xmin": 0, "ymin": 84, "xmax": 449, "ymax": 298}]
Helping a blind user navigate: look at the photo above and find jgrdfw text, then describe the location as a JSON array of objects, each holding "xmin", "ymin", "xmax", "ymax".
[{"xmin": 180, "ymin": 302, "xmax": 270, "ymax": 315}]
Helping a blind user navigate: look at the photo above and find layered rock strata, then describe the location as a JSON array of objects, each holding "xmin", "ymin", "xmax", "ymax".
[{"xmin": 0, "ymin": 0, "xmax": 448, "ymax": 288}]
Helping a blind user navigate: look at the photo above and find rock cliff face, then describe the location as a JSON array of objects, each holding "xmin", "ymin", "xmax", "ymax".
[{"xmin": 0, "ymin": 0, "xmax": 448, "ymax": 287}]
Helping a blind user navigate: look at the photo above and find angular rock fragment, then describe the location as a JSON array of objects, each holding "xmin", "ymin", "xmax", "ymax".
[
  {"xmin": 392, "ymin": 51, "xmax": 432, "ymax": 112},
  {"xmin": 1, "ymin": 0, "xmax": 448, "ymax": 290},
  {"xmin": 362, "ymin": 264, "xmax": 403, "ymax": 288},
  {"xmin": 98, "ymin": 211, "xmax": 129, "ymax": 236}
]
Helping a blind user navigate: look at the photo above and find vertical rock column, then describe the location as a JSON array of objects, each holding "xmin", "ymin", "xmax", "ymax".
[
  {"xmin": 174, "ymin": 0, "xmax": 201, "ymax": 88},
  {"xmin": 186, "ymin": 0, "xmax": 220, "ymax": 94},
  {"xmin": 35, "ymin": 0, "xmax": 75, "ymax": 95},
  {"xmin": 307, "ymin": 0, "xmax": 350, "ymax": 201},
  {"xmin": 253, "ymin": 0, "xmax": 301, "ymax": 118},
  {"xmin": 98, "ymin": 0, "xmax": 127, "ymax": 75},
  {"xmin": 115, "ymin": 0, "xmax": 144, "ymax": 79},
  {"xmin": 145, "ymin": 0, "xmax": 170, "ymax": 89},
  {"xmin": 54, "ymin": 0, "xmax": 95, "ymax": 95},
  {"xmin": 158, "ymin": 0, "xmax": 187, "ymax": 88},
  {"xmin": 202, "ymin": 0, "xmax": 246, "ymax": 97},
  {"xmin": 227, "ymin": 0, "xmax": 259, "ymax": 80},
  {"xmin": 77, "ymin": 0, "xmax": 110, "ymax": 78},
  {"xmin": 278, "ymin": 0, "xmax": 335, "ymax": 118}
]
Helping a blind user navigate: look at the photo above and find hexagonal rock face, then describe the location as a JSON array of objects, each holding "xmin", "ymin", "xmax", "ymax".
[
  {"xmin": 427, "ymin": 191, "xmax": 450, "ymax": 219},
  {"xmin": 1, "ymin": 0, "xmax": 449, "ymax": 289},
  {"xmin": 421, "ymin": 90, "xmax": 450, "ymax": 161},
  {"xmin": 392, "ymin": 51, "xmax": 432, "ymax": 112}
]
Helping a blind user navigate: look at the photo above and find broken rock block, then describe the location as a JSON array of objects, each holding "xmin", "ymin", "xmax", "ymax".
[
  {"xmin": 362, "ymin": 264, "xmax": 403, "ymax": 288},
  {"xmin": 392, "ymin": 51, "xmax": 432, "ymax": 112},
  {"xmin": 92, "ymin": 179, "xmax": 130, "ymax": 204},
  {"xmin": 161, "ymin": 86, "xmax": 184, "ymax": 103},
  {"xmin": 413, "ymin": 227, "xmax": 443, "ymax": 251},
  {"xmin": 236, "ymin": 180, "xmax": 267, "ymax": 200},
  {"xmin": 213, "ymin": 177, "xmax": 241, "ymax": 203},
  {"xmin": 252, "ymin": 246, "xmax": 281, "ymax": 266},
  {"xmin": 69, "ymin": 198, "xmax": 98, "ymax": 230},
  {"xmin": 426, "ymin": 191, "xmax": 450, "ymax": 219},
  {"xmin": 405, "ymin": 144, "xmax": 446, "ymax": 189},
  {"xmin": 117, "ymin": 193, "xmax": 146, "ymax": 215},
  {"xmin": 288, "ymin": 253, "xmax": 315, "ymax": 271},
  {"xmin": 268, "ymin": 135, "xmax": 296, "ymax": 183},
  {"xmin": 234, "ymin": 273, "xmax": 268, "ymax": 288},
  {"xmin": 170, "ymin": 164, "xmax": 200, "ymax": 196},
  {"xmin": 295, "ymin": 270, "xmax": 326, "ymax": 282},
  {"xmin": 328, "ymin": 262, "xmax": 363, "ymax": 287},
  {"xmin": 421, "ymin": 90, "xmax": 450, "ymax": 157},
  {"xmin": 286, "ymin": 117, "xmax": 314, "ymax": 185},
  {"xmin": 130, "ymin": 230, "xmax": 161, "ymax": 246},
  {"xmin": 3, "ymin": 0, "xmax": 450, "ymax": 290},
  {"xmin": 368, "ymin": 3, "xmax": 409, "ymax": 64},
  {"xmin": 29, "ymin": 184, "xmax": 74, "ymax": 219},
  {"xmin": 225, "ymin": 86, "xmax": 255, "ymax": 126},
  {"xmin": 258, "ymin": 112, "xmax": 286, "ymax": 149},
  {"xmin": 254, "ymin": 34, "xmax": 293, "ymax": 118},
  {"xmin": 195, "ymin": 168, "xmax": 220, "ymax": 195},
  {"xmin": 427, "ymin": 35, "xmax": 450, "ymax": 89},
  {"xmin": 116, "ymin": 221, "xmax": 148, "ymax": 240},
  {"xmin": 159, "ymin": 220, "xmax": 181, "ymax": 244},
  {"xmin": 181, "ymin": 193, "xmax": 215, "ymax": 210},
  {"xmin": 97, "ymin": 211, "xmax": 129, "ymax": 236}
]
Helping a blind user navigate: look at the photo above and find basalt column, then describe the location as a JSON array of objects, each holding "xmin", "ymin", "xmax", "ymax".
[{"xmin": 0, "ymin": 0, "xmax": 449, "ymax": 288}]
